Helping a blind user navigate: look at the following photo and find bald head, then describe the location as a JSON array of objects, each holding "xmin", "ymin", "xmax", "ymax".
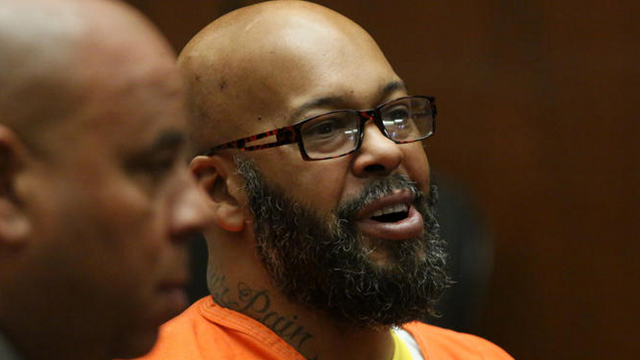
[
  {"xmin": 0, "ymin": 0, "xmax": 178, "ymax": 153},
  {"xmin": 0, "ymin": 2, "xmax": 200, "ymax": 360},
  {"xmin": 179, "ymin": 0, "xmax": 399, "ymax": 155}
]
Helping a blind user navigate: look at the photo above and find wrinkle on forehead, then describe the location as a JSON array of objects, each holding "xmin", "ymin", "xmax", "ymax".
[{"xmin": 179, "ymin": 1, "xmax": 393, "ymax": 156}]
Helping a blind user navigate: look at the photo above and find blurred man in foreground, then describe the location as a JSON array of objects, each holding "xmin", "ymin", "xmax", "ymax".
[
  {"xmin": 141, "ymin": 1, "xmax": 514, "ymax": 359},
  {"xmin": 0, "ymin": 1, "xmax": 211, "ymax": 359}
]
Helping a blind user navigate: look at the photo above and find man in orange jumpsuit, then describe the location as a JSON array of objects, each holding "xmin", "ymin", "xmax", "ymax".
[{"xmin": 141, "ymin": 1, "xmax": 515, "ymax": 359}]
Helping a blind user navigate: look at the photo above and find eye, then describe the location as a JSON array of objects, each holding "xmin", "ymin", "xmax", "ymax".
[
  {"xmin": 123, "ymin": 130, "xmax": 187, "ymax": 190},
  {"xmin": 125, "ymin": 148, "xmax": 182, "ymax": 186},
  {"xmin": 311, "ymin": 122, "xmax": 334, "ymax": 135},
  {"xmin": 144, "ymin": 152, "xmax": 179, "ymax": 176},
  {"xmin": 302, "ymin": 114, "xmax": 351, "ymax": 140},
  {"xmin": 382, "ymin": 105, "xmax": 418, "ymax": 140},
  {"xmin": 387, "ymin": 107, "xmax": 411, "ymax": 123},
  {"xmin": 300, "ymin": 112, "xmax": 360, "ymax": 157}
]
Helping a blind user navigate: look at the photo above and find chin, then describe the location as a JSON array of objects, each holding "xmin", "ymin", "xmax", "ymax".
[{"xmin": 363, "ymin": 248, "xmax": 395, "ymax": 268}]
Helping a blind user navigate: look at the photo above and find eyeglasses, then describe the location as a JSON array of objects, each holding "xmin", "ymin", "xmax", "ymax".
[{"xmin": 202, "ymin": 96, "xmax": 436, "ymax": 161}]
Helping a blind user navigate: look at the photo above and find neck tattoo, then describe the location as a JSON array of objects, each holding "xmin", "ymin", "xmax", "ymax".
[{"xmin": 208, "ymin": 271, "xmax": 317, "ymax": 359}]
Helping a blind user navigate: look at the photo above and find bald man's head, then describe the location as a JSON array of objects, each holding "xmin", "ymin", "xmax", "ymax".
[
  {"xmin": 0, "ymin": 2, "xmax": 213, "ymax": 360},
  {"xmin": 179, "ymin": 0, "xmax": 399, "ymax": 156},
  {"xmin": 0, "ymin": 0, "xmax": 83, "ymax": 151},
  {"xmin": 182, "ymin": 0, "xmax": 443, "ymax": 333},
  {"xmin": 0, "ymin": 0, "xmax": 177, "ymax": 153}
]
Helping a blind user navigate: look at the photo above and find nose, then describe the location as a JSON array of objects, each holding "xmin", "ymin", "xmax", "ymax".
[
  {"xmin": 169, "ymin": 171, "xmax": 213, "ymax": 242},
  {"xmin": 351, "ymin": 120, "xmax": 403, "ymax": 177}
]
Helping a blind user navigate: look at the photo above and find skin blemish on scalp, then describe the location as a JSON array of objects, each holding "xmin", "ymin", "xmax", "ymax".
[
  {"xmin": 219, "ymin": 79, "xmax": 226, "ymax": 90},
  {"xmin": 257, "ymin": 116, "xmax": 262, "ymax": 121}
]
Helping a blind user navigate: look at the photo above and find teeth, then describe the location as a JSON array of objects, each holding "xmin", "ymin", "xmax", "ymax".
[{"xmin": 371, "ymin": 203, "xmax": 409, "ymax": 218}]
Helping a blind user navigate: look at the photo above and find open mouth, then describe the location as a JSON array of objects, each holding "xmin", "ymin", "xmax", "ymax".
[
  {"xmin": 354, "ymin": 191, "xmax": 423, "ymax": 240},
  {"xmin": 370, "ymin": 203, "xmax": 410, "ymax": 223}
]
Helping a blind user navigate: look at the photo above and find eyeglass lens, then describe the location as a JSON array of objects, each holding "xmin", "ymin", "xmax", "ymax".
[{"xmin": 299, "ymin": 97, "xmax": 433, "ymax": 159}]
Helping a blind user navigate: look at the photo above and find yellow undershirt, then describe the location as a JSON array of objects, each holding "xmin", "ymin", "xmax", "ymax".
[{"xmin": 391, "ymin": 330, "xmax": 413, "ymax": 360}]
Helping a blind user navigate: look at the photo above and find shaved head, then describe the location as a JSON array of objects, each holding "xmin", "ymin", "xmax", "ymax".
[
  {"xmin": 179, "ymin": 0, "xmax": 397, "ymax": 155},
  {"xmin": 0, "ymin": 0, "xmax": 178, "ymax": 153},
  {"xmin": 0, "ymin": 0, "xmax": 83, "ymax": 150},
  {"xmin": 0, "ymin": 1, "xmax": 212, "ymax": 360}
]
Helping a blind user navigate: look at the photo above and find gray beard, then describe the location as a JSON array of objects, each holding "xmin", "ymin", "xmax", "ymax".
[{"xmin": 235, "ymin": 156, "xmax": 450, "ymax": 328}]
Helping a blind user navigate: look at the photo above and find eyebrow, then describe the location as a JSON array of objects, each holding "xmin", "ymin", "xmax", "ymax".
[
  {"xmin": 288, "ymin": 96, "xmax": 342, "ymax": 123},
  {"xmin": 382, "ymin": 80, "xmax": 408, "ymax": 95},
  {"xmin": 124, "ymin": 130, "xmax": 186, "ymax": 171},
  {"xmin": 288, "ymin": 80, "xmax": 409, "ymax": 123}
]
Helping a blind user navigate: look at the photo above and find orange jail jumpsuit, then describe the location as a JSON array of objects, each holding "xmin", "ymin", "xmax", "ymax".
[{"xmin": 138, "ymin": 297, "xmax": 514, "ymax": 360}]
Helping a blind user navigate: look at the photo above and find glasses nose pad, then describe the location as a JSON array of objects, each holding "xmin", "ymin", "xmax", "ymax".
[
  {"xmin": 359, "ymin": 111, "xmax": 375, "ymax": 124},
  {"xmin": 360, "ymin": 110, "xmax": 391, "ymax": 142},
  {"xmin": 345, "ymin": 111, "xmax": 366, "ymax": 153}
]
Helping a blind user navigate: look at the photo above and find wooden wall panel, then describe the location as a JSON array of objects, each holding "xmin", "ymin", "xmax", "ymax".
[{"xmin": 125, "ymin": 1, "xmax": 640, "ymax": 359}]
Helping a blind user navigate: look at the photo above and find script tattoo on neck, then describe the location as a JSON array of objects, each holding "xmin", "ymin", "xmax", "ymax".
[{"xmin": 208, "ymin": 272, "xmax": 317, "ymax": 359}]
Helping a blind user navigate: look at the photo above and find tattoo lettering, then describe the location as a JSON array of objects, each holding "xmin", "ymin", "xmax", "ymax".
[
  {"xmin": 207, "ymin": 271, "xmax": 316, "ymax": 358},
  {"xmin": 208, "ymin": 272, "xmax": 238, "ymax": 309}
]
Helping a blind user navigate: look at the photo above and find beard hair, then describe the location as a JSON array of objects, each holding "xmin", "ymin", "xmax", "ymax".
[{"xmin": 235, "ymin": 156, "xmax": 450, "ymax": 328}]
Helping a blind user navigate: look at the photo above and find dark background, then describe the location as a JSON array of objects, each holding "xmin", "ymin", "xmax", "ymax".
[{"xmin": 125, "ymin": 1, "xmax": 640, "ymax": 359}]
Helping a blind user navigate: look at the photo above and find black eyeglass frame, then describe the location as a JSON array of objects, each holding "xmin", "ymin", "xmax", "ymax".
[{"xmin": 202, "ymin": 95, "xmax": 437, "ymax": 161}]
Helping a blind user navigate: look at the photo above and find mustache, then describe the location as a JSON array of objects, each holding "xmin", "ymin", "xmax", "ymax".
[{"xmin": 335, "ymin": 173, "xmax": 425, "ymax": 221}]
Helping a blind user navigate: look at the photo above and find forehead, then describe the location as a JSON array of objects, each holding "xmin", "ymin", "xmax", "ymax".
[
  {"xmin": 40, "ymin": 19, "xmax": 187, "ymax": 159},
  {"xmin": 83, "ymin": 67, "xmax": 186, "ymax": 156},
  {"xmin": 202, "ymin": 19, "xmax": 403, "ymax": 143},
  {"xmin": 261, "ymin": 22, "xmax": 396, "ymax": 102}
]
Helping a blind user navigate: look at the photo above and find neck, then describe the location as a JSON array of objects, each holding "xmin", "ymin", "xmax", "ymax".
[
  {"xmin": 207, "ymin": 266, "xmax": 395, "ymax": 360},
  {"xmin": 0, "ymin": 309, "xmax": 106, "ymax": 360}
]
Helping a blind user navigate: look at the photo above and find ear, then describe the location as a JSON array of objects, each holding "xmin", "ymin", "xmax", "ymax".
[
  {"xmin": 0, "ymin": 125, "xmax": 30, "ymax": 246},
  {"xmin": 190, "ymin": 155, "xmax": 248, "ymax": 232}
]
